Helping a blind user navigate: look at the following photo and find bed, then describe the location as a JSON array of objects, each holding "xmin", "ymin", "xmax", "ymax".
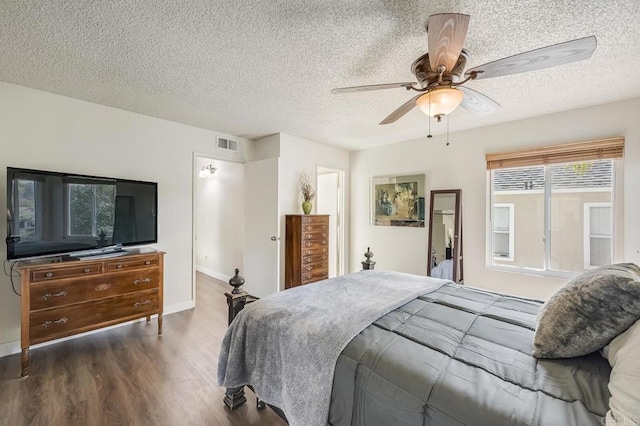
[{"xmin": 218, "ymin": 270, "xmax": 614, "ymax": 426}]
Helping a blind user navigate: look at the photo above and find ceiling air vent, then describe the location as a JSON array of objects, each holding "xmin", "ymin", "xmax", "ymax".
[{"xmin": 216, "ymin": 136, "xmax": 238, "ymax": 152}]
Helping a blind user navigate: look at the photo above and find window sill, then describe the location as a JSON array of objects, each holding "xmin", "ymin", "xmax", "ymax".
[{"xmin": 487, "ymin": 264, "xmax": 578, "ymax": 280}]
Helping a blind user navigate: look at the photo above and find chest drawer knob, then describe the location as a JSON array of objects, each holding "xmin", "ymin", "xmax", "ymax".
[
  {"xmin": 133, "ymin": 299, "xmax": 152, "ymax": 308},
  {"xmin": 42, "ymin": 291, "xmax": 68, "ymax": 301},
  {"xmin": 145, "ymin": 260, "xmax": 151, "ymax": 265},
  {"xmin": 45, "ymin": 272, "xmax": 53, "ymax": 278},
  {"xmin": 133, "ymin": 278, "xmax": 152, "ymax": 285},
  {"xmin": 95, "ymin": 284, "xmax": 111, "ymax": 292},
  {"xmin": 116, "ymin": 264, "xmax": 123, "ymax": 269},
  {"xmin": 42, "ymin": 317, "xmax": 68, "ymax": 328}
]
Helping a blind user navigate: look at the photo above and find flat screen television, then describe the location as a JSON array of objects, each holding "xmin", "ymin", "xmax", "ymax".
[{"xmin": 6, "ymin": 167, "xmax": 157, "ymax": 260}]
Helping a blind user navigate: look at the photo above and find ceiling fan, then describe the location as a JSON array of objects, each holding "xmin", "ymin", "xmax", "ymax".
[{"xmin": 331, "ymin": 13, "xmax": 597, "ymax": 125}]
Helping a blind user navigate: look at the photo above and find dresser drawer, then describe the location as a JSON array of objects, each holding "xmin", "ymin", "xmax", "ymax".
[
  {"xmin": 30, "ymin": 269, "xmax": 160, "ymax": 311},
  {"xmin": 302, "ymin": 239, "xmax": 328, "ymax": 249},
  {"xmin": 302, "ymin": 253, "xmax": 328, "ymax": 265},
  {"xmin": 302, "ymin": 222, "xmax": 329, "ymax": 233},
  {"xmin": 31, "ymin": 263, "xmax": 103, "ymax": 282},
  {"xmin": 301, "ymin": 266, "xmax": 328, "ymax": 284},
  {"xmin": 301, "ymin": 216, "xmax": 329, "ymax": 225},
  {"xmin": 302, "ymin": 231, "xmax": 329, "ymax": 241},
  {"xmin": 302, "ymin": 245, "xmax": 328, "ymax": 256},
  {"xmin": 301, "ymin": 261, "xmax": 328, "ymax": 274},
  {"xmin": 105, "ymin": 256, "xmax": 159, "ymax": 272},
  {"xmin": 29, "ymin": 289, "xmax": 159, "ymax": 344}
]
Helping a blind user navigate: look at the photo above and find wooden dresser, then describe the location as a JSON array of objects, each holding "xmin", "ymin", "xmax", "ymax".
[
  {"xmin": 19, "ymin": 248, "xmax": 164, "ymax": 377},
  {"xmin": 285, "ymin": 215, "xmax": 329, "ymax": 288}
]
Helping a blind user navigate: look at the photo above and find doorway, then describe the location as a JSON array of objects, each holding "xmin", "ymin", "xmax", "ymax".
[
  {"xmin": 192, "ymin": 154, "xmax": 245, "ymax": 305},
  {"xmin": 316, "ymin": 166, "xmax": 346, "ymax": 278}
]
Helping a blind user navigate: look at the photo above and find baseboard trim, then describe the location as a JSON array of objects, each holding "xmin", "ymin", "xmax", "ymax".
[
  {"xmin": 0, "ymin": 299, "xmax": 196, "ymax": 359},
  {"xmin": 195, "ymin": 265, "xmax": 231, "ymax": 283}
]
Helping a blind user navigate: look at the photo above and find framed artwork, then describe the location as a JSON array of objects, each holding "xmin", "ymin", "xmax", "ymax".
[{"xmin": 371, "ymin": 174, "xmax": 426, "ymax": 227}]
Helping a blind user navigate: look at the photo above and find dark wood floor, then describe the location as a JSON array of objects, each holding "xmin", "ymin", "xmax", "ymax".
[{"xmin": 0, "ymin": 272, "xmax": 287, "ymax": 426}]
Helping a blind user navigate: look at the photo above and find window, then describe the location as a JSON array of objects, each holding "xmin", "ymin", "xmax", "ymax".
[
  {"xmin": 493, "ymin": 204, "xmax": 514, "ymax": 261},
  {"xmin": 66, "ymin": 183, "xmax": 116, "ymax": 237},
  {"xmin": 13, "ymin": 179, "xmax": 41, "ymax": 241},
  {"xmin": 584, "ymin": 203, "xmax": 612, "ymax": 268},
  {"xmin": 486, "ymin": 137, "xmax": 623, "ymax": 276}
]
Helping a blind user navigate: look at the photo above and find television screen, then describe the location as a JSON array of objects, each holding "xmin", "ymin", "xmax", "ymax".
[{"xmin": 6, "ymin": 167, "xmax": 157, "ymax": 260}]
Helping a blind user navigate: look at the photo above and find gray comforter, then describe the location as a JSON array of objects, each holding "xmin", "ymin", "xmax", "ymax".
[
  {"xmin": 218, "ymin": 270, "xmax": 446, "ymax": 426},
  {"xmin": 329, "ymin": 283, "xmax": 612, "ymax": 426}
]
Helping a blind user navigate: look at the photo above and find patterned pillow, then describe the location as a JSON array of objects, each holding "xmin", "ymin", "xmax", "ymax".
[{"xmin": 532, "ymin": 263, "xmax": 640, "ymax": 359}]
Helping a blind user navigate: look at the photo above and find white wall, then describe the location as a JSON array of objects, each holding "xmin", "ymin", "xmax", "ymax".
[
  {"xmin": 253, "ymin": 133, "xmax": 350, "ymax": 291},
  {"xmin": 350, "ymin": 97, "xmax": 640, "ymax": 299},
  {"xmin": 0, "ymin": 82, "xmax": 250, "ymax": 354},
  {"xmin": 195, "ymin": 157, "xmax": 244, "ymax": 282}
]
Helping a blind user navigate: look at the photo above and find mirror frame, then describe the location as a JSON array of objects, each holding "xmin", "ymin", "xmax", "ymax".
[{"xmin": 427, "ymin": 189, "xmax": 463, "ymax": 283}]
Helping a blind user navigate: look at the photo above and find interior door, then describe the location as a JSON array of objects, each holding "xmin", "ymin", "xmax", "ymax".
[{"xmin": 243, "ymin": 157, "xmax": 280, "ymax": 298}]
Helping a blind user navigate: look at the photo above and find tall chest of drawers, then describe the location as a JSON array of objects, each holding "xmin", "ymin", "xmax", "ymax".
[
  {"xmin": 19, "ymin": 248, "xmax": 164, "ymax": 377},
  {"xmin": 285, "ymin": 215, "xmax": 329, "ymax": 288}
]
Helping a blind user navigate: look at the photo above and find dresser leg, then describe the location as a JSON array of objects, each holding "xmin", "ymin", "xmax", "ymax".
[
  {"xmin": 21, "ymin": 348, "xmax": 29, "ymax": 377},
  {"xmin": 158, "ymin": 313, "xmax": 163, "ymax": 336},
  {"xmin": 146, "ymin": 315, "xmax": 151, "ymax": 323}
]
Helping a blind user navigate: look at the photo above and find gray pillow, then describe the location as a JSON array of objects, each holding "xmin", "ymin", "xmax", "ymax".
[{"xmin": 532, "ymin": 263, "xmax": 640, "ymax": 359}]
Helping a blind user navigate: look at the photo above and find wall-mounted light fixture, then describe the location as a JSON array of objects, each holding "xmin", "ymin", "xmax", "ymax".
[{"xmin": 199, "ymin": 164, "xmax": 216, "ymax": 178}]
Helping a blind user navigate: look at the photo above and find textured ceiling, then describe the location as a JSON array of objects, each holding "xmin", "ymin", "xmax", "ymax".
[{"xmin": 1, "ymin": 1, "xmax": 639, "ymax": 151}]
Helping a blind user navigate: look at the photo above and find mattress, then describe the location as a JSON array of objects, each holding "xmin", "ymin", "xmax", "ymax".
[{"xmin": 328, "ymin": 283, "xmax": 611, "ymax": 426}]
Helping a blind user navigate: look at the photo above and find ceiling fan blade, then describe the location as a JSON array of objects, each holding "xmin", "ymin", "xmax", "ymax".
[
  {"xmin": 427, "ymin": 13, "xmax": 470, "ymax": 72},
  {"xmin": 457, "ymin": 86, "xmax": 500, "ymax": 115},
  {"xmin": 465, "ymin": 36, "xmax": 597, "ymax": 80},
  {"xmin": 331, "ymin": 82, "xmax": 415, "ymax": 94},
  {"xmin": 379, "ymin": 94, "xmax": 422, "ymax": 125}
]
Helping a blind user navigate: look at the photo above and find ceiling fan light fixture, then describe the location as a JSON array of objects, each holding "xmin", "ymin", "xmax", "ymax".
[{"xmin": 417, "ymin": 87, "xmax": 464, "ymax": 118}]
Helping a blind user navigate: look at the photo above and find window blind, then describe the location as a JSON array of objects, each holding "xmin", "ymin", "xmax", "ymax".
[{"xmin": 485, "ymin": 137, "xmax": 624, "ymax": 170}]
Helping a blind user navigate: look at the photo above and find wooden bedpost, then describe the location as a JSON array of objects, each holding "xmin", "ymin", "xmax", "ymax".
[
  {"xmin": 361, "ymin": 247, "xmax": 376, "ymax": 270},
  {"xmin": 223, "ymin": 269, "xmax": 250, "ymax": 410}
]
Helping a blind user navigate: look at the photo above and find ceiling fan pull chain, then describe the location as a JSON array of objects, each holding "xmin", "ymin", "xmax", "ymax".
[
  {"xmin": 427, "ymin": 95, "xmax": 433, "ymax": 138},
  {"xmin": 446, "ymin": 115, "xmax": 450, "ymax": 146}
]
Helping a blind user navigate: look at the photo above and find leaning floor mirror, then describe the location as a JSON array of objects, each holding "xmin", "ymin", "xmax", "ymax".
[{"xmin": 427, "ymin": 189, "xmax": 463, "ymax": 283}]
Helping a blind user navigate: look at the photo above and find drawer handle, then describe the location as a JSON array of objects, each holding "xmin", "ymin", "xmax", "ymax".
[
  {"xmin": 133, "ymin": 278, "xmax": 151, "ymax": 285},
  {"xmin": 321, "ymin": 240, "xmax": 326, "ymax": 245},
  {"xmin": 83, "ymin": 268, "xmax": 91, "ymax": 273},
  {"xmin": 42, "ymin": 317, "xmax": 68, "ymax": 328},
  {"xmin": 305, "ymin": 266, "xmax": 312, "ymax": 271},
  {"xmin": 305, "ymin": 258, "xmax": 312, "ymax": 263},
  {"xmin": 305, "ymin": 242, "xmax": 311, "ymax": 247},
  {"xmin": 145, "ymin": 260, "xmax": 151, "ymax": 265},
  {"xmin": 45, "ymin": 272, "xmax": 53, "ymax": 278},
  {"xmin": 42, "ymin": 291, "xmax": 68, "ymax": 301},
  {"xmin": 116, "ymin": 264, "xmax": 123, "ymax": 269},
  {"xmin": 322, "ymin": 248, "xmax": 327, "ymax": 252},
  {"xmin": 304, "ymin": 273, "xmax": 312, "ymax": 279},
  {"xmin": 322, "ymin": 225, "xmax": 327, "ymax": 230},
  {"xmin": 306, "ymin": 234, "xmax": 312, "ymax": 239},
  {"xmin": 95, "ymin": 283, "xmax": 111, "ymax": 292},
  {"xmin": 322, "ymin": 263, "xmax": 327, "ymax": 268},
  {"xmin": 306, "ymin": 226, "xmax": 312, "ymax": 231},
  {"xmin": 134, "ymin": 299, "xmax": 152, "ymax": 308},
  {"xmin": 322, "ymin": 255, "xmax": 327, "ymax": 260}
]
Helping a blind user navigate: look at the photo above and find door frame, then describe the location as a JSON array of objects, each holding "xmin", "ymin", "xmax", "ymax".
[
  {"xmin": 316, "ymin": 165, "xmax": 347, "ymax": 277},
  {"xmin": 191, "ymin": 152, "xmax": 244, "ymax": 307}
]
